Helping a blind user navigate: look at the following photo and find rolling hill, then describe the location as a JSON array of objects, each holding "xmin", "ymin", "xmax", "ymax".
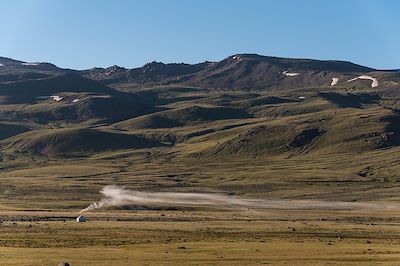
[
  {"xmin": 0, "ymin": 73, "xmax": 158, "ymax": 125},
  {"xmin": 114, "ymin": 106, "xmax": 253, "ymax": 130},
  {"xmin": 0, "ymin": 56, "xmax": 73, "ymax": 83},
  {"xmin": 1, "ymin": 53, "xmax": 400, "ymax": 203},
  {"xmin": 1, "ymin": 128, "xmax": 162, "ymax": 156}
]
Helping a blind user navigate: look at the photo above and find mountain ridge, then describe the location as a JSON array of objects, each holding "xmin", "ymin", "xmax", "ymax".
[
  {"xmin": 2, "ymin": 53, "xmax": 391, "ymax": 73},
  {"xmin": 2, "ymin": 54, "xmax": 398, "ymax": 89}
]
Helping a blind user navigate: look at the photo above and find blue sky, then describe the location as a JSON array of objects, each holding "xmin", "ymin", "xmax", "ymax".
[{"xmin": 0, "ymin": 0, "xmax": 399, "ymax": 69}]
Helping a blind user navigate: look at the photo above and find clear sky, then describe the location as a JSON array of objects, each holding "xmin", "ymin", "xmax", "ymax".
[{"xmin": 0, "ymin": 0, "xmax": 399, "ymax": 70}]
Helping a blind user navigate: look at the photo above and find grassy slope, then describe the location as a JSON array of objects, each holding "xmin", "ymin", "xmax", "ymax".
[
  {"xmin": 1, "ymin": 80, "xmax": 400, "ymax": 264},
  {"xmin": 1, "ymin": 82, "xmax": 400, "ymax": 203},
  {"xmin": 0, "ymin": 127, "xmax": 162, "ymax": 156}
]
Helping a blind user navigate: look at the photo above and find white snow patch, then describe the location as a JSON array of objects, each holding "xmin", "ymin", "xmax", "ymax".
[
  {"xmin": 36, "ymin": 95, "xmax": 64, "ymax": 101},
  {"xmin": 21, "ymin": 62, "xmax": 40, "ymax": 66},
  {"xmin": 231, "ymin": 55, "xmax": 242, "ymax": 62},
  {"xmin": 283, "ymin": 70, "xmax": 300, "ymax": 77},
  {"xmin": 331, "ymin": 77, "xmax": 339, "ymax": 86},
  {"xmin": 0, "ymin": 63, "xmax": 4, "ymax": 67},
  {"xmin": 299, "ymin": 96, "xmax": 306, "ymax": 100},
  {"xmin": 347, "ymin": 75, "xmax": 378, "ymax": 88},
  {"xmin": 50, "ymin": 95, "xmax": 63, "ymax": 102},
  {"xmin": 72, "ymin": 99, "xmax": 80, "ymax": 103}
]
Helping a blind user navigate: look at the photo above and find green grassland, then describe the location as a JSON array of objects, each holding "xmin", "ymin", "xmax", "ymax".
[{"xmin": 1, "ymin": 69, "xmax": 400, "ymax": 264}]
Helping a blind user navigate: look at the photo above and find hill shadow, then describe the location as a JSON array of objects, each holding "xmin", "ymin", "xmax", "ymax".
[{"xmin": 319, "ymin": 92, "xmax": 380, "ymax": 108}]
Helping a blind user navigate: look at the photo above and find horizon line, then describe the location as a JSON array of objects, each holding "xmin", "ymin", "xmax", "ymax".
[{"xmin": 1, "ymin": 53, "xmax": 399, "ymax": 72}]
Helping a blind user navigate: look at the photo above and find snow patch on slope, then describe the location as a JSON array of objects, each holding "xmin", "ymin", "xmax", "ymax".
[
  {"xmin": 21, "ymin": 62, "xmax": 40, "ymax": 66},
  {"xmin": 231, "ymin": 55, "xmax": 243, "ymax": 62},
  {"xmin": 50, "ymin": 95, "xmax": 63, "ymax": 102},
  {"xmin": 0, "ymin": 63, "xmax": 4, "ymax": 67},
  {"xmin": 36, "ymin": 95, "xmax": 64, "ymax": 102},
  {"xmin": 347, "ymin": 75, "xmax": 378, "ymax": 88},
  {"xmin": 331, "ymin": 78, "xmax": 339, "ymax": 86},
  {"xmin": 283, "ymin": 70, "xmax": 300, "ymax": 77}
]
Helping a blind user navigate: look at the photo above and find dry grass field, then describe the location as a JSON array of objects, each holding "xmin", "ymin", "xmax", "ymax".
[
  {"xmin": 1, "ymin": 209, "xmax": 400, "ymax": 265},
  {"xmin": 1, "ymin": 152, "xmax": 400, "ymax": 265}
]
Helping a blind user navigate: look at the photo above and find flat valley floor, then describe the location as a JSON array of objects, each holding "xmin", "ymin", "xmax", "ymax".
[
  {"xmin": 1, "ymin": 155, "xmax": 400, "ymax": 265},
  {"xmin": 1, "ymin": 208, "xmax": 400, "ymax": 265}
]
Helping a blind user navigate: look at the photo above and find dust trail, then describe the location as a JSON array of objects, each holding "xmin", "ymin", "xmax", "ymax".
[
  {"xmin": 80, "ymin": 185, "xmax": 399, "ymax": 213},
  {"xmin": 80, "ymin": 185, "xmax": 251, "ymax": 213}
]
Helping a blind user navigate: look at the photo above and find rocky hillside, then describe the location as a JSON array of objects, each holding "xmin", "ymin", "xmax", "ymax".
[{"xmin": 80, "ymin": 54, "xmax": 384, "ymax": 89}]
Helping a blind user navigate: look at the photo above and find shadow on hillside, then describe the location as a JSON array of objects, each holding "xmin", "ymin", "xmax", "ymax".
[
  {"xmin": 319, "ymin": 92, "xmax": 380, "ymax": 108},
  {"xmin": 380, "ymin": 114, "xmax": 400, "ymax": 147}
]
